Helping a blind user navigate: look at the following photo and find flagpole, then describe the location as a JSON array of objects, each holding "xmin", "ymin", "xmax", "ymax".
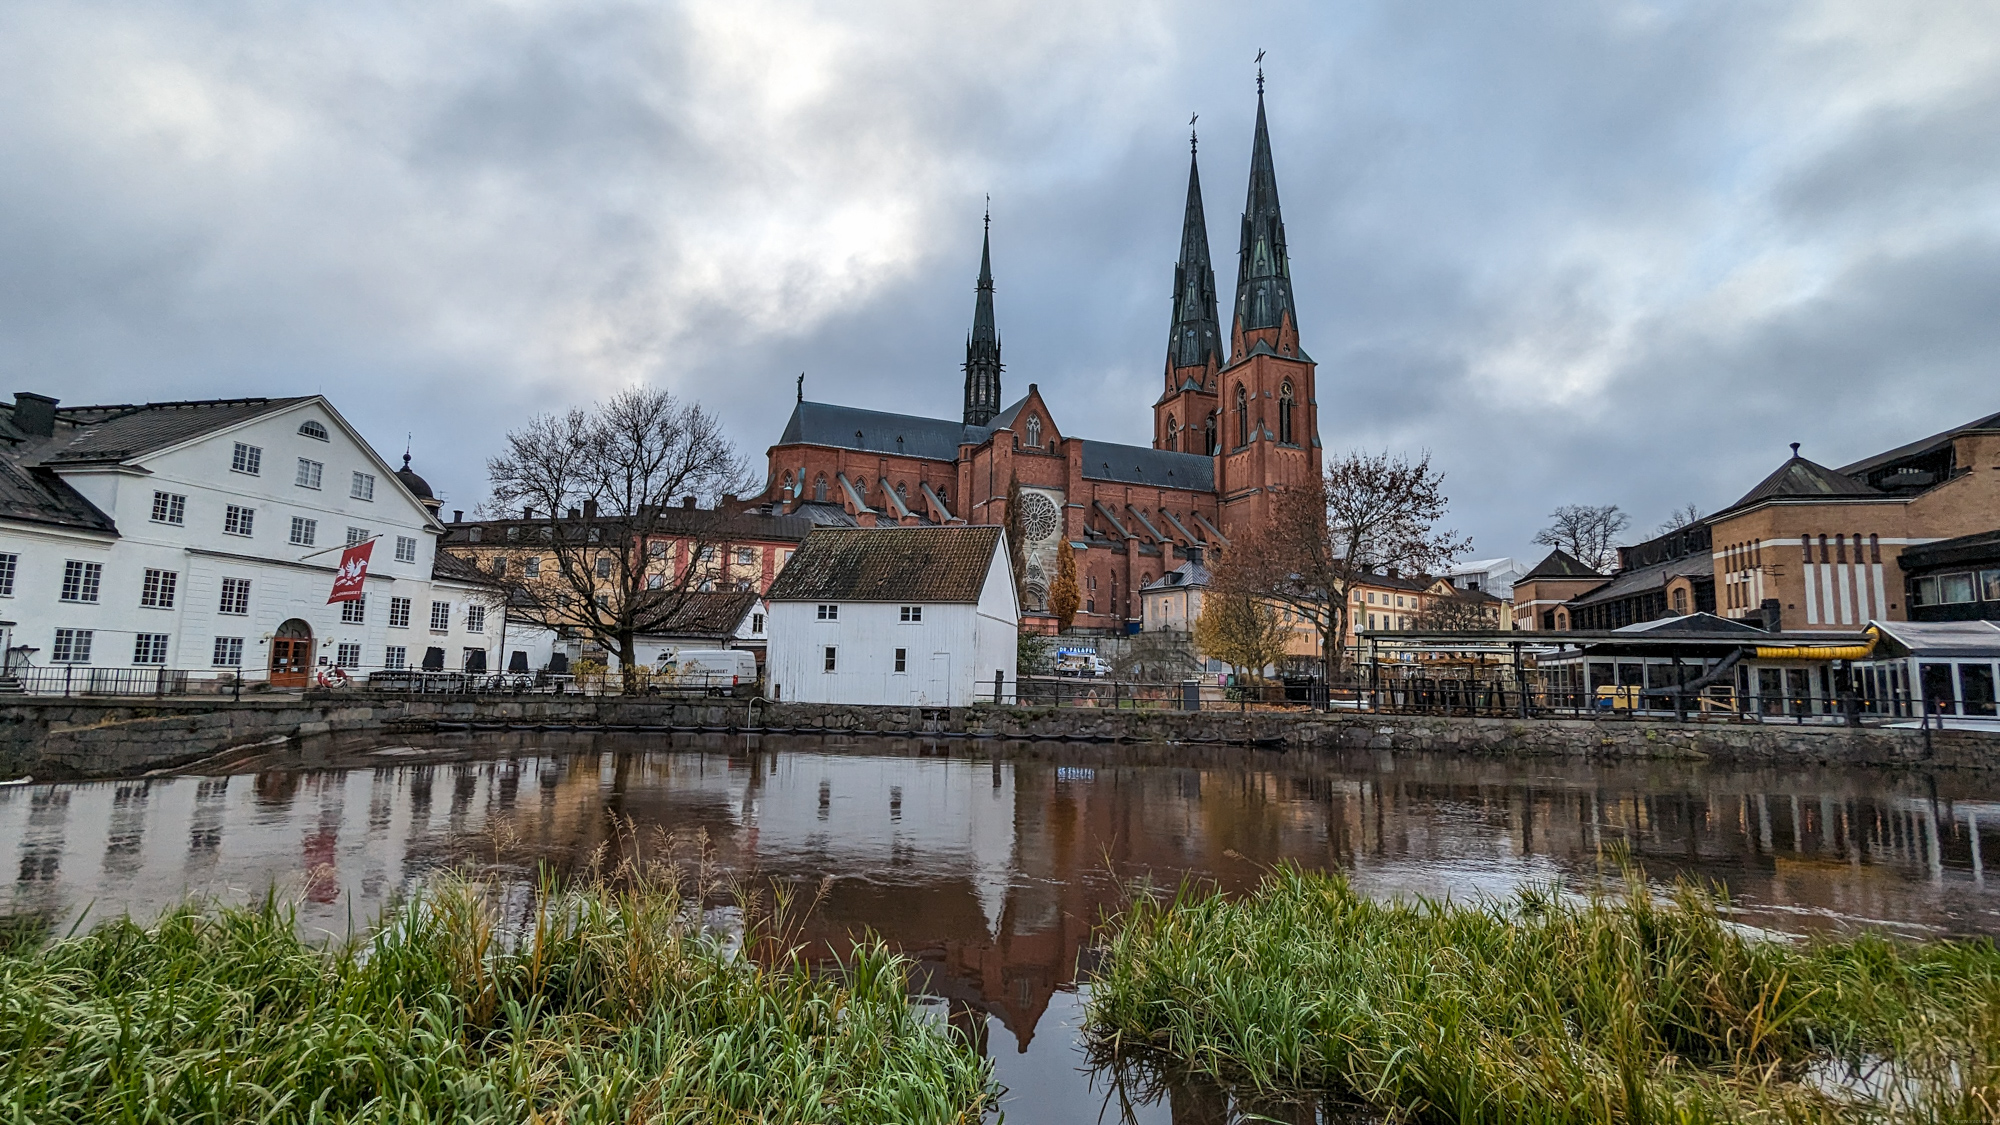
[{"xmin": 295, "ymin": 534, "xmax": 384, "ymax": 563}]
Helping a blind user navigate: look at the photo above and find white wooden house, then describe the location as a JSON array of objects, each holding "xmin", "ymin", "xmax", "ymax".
[
  {"xmin": 764, "ymin": 526, "xmax": 1017, "ymax": 705},
  {"xmin": 0, "ymin": 391, "xmax": 498, "ymax": 687}
]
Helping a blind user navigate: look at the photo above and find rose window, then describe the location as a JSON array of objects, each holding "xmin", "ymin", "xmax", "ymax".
[{"xmin": 1019, "ymin": 492, "xmax": 1059, "ymax": 544}]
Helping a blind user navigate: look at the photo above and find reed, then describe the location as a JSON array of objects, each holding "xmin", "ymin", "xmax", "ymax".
[
  {"xmin": 1086, "ymin": 866, "xmax": 2000, "ymax": 1123},
  {"xmin": 0, "ymin": 875, "xmax": 995, "ymax": 1124}
]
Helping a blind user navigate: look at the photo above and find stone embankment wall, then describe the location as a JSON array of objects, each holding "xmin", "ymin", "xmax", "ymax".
[{"xmin": 2, "ymin": 694, "xmax": 1995, "ymax": 779}]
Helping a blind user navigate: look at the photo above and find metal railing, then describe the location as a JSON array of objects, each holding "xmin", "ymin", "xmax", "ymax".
[{"xmin": 4, "ymin": 665, "xmax": 273, "ymax": 698}]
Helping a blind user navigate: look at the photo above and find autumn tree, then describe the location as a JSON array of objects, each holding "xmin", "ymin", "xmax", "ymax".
[
  {"xmin": 1534, "ymin": 504, "xmax": 1629, "ymax": 573},
  {"xmin": 1218, "ymin": 451, "xmax": 1469, "ymax": 676},
  {"xmin": 1193, "ymin": 592, "xmax": 1290, "ymax": 684},
  {"xmin": 485, "ymin": 386, "xmax": 751, "ymax": 692},
  {"xmin": 1004, "ymin": 473, "xmax": 1030, "ymax": 608},
  {"xmin": 1048, "ymin": 538, "xmax": 1080, "ymax": 631}
]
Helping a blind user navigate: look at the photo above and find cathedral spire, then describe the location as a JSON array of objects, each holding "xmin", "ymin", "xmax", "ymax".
[
  {"xmin": 1230, "ymin": 82, "xmax": 1298, "ymax": 359},
  {"xmin": 1166, "ymin": 128, "xmax": 1223, "ymax": 380},
  {"xmin": 963, "ymin": 205, "xmax": 1002, "ymax": 426}
]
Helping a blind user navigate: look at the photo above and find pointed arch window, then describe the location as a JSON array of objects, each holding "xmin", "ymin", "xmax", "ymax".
[
  {"xmin": 1234, "ymin": 385, "xmax": 1248, "ymax": 448},
  {"xmin": 813, "ymin": 474, "xmax": 828, "ymax": 503},
  {"xmin": 1278, "ymin": 382, "xmax": 1295, "ymax": 445},
  {"xmin": 1166, "ymin": 414, "xmax": 1179, "ymax": 451},
  {"xmin": 1025, "ymin": 415, "xmax": 1042, "ymax": 447},
  {"xmin": 1204, "ymin": 411, "xmax": 1217, "ymax": 455}
]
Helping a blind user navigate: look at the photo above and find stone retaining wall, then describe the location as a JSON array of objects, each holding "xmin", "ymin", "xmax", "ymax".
[{"xmin": 2, "ymin": 693, "xmax": 1994, "ymax": 779}]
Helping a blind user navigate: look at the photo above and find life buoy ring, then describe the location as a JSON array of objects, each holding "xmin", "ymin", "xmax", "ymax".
[{"xmin": 316, "ymin": 667, "xmax": 352, "ymax": 688}]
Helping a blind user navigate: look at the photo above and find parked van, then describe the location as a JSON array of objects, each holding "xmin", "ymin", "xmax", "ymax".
[
  {"xmin": 1055, "ymin": 653, "xmax": 1110, "ymax": 678},
  {"xmin": 654, "ymin": 649, "xmax": 760, "ymax": 696}
]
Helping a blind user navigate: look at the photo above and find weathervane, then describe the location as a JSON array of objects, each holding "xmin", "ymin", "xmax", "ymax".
[
  {"xmin": 797, "ymin": 372, "xmax": 804, "ymax": 402},
  {"xmin": 1255, "ymin": 48, "xmax": 1266, "ymax": 92},
  {"xmin": 1189, "ymin": 111, "xmax": 1199, "ymax": 153},
  {"xmin": 984, "ymin": 193, "xmax": 991, "ymax": 232}
]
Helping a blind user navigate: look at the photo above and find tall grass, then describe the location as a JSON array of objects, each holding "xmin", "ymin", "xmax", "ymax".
[
  {"xmin": 0, "ymin": 874, "xmax": 995, "ymax": 1124},
  {"xmin": 1087, "ymin": 866, "xmax": 2000, "ymax": 1123}
]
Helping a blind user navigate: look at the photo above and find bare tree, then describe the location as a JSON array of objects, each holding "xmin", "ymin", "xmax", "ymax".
[
  {"xmin": 1413, "ymin": 590, "xmax": 1503, "ymax": 632},
  {"xmin": 485, "ymin": 387, "xmax": 751, "ymax": 691},
  {"xmin": 1657, "ymin": 503, "xmax": 1703, "ymax": 534},
  {"xmin": 1533, "ymin": 504, "xmax": 1629, "ymax": 573},
  {"xmin": 1218, "ymin": 451, "xmax": 1470, "ymax": 676}
]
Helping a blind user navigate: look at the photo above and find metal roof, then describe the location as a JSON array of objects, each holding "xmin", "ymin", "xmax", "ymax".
[
  {"xmin": 766, "ymin": 525, "xmax": 1006, "ymax": 603},
  {"xmin": 778, "ymin": 401, "xmax": 991, "ymax": 461},
  {"xmin": 1078, "ymin": 439, "xmax": 1214, "ymax": 490}
]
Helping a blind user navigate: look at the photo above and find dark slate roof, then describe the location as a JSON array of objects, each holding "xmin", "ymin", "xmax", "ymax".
[
  {"xmin": 1839, "ymin": 409, "xmax": 2000, "ymax": 478},
  {"xmin": 1723, "ymin": 454, "xmax": 1880, "ymax": 512},
  {"xmin": 1141, "ymin": 559, "xmax": 1210, "ymax": 591},
  {"xmin": 1897, "ymin": 529, "xmax": 2000, "ymax": 572},
  {"xmin": 1079, "ymin": 439, "xmax": 1214, "ymax": 491},
  {"xmin": 766, "ymin": 526, "xmax": 1005, "ymax": 603},
  {"xmin": 433, "ymin": 550, "xmax": 498, "ymax": 585},
  {"xmin": 20, "ymin": 398, "xmax": 310, "ymax": 464},
  {"xmin": 643, "ymin": 590, "xmax": 758, "ymax": 638},
  {"xmin": 1520, "ymin": 549, "xmax": 1601, "ymax": 580},
  {"xmin": 786, "ymin": 502, "xmax": 860, "ymax": 527},
  {"xmin": 442, "ymin": 506, "xmax": 815, "ymax": 546},
  {"xmin": 1567, "ymin": 551, "xmax": 1713, "ymax": 610},
  {"xmin": 778, "ymin": 401, "xmax": 990, "ymax": 461},
  {"xmin": 0, "ymin": 458, "xmax": 114, "ymax": 533}
]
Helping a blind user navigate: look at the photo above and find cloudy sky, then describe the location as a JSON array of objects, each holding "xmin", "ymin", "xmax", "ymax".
[{"xmin": 2, "ymin": 0, "xmax": 1997, "ymax": 560}]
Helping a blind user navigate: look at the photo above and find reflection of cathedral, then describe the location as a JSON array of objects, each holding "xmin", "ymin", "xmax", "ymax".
[{"xmin": 757, "ymin": 84, "xmax": 1323, "ymax": 626}]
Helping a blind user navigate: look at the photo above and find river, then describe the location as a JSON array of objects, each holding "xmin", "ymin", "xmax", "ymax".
[{"xmin": 5, "ymin": 732, "xmax": 1999, "ymax": 1122}]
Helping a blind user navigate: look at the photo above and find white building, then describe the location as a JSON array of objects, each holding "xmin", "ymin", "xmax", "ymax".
[
  {"xmin": 764, "ymin": 526, "xmax": 1017, "ymax": 705},
  {"xmin": 1448, "ymin": 556, "xmax": 1530, "ymax": 600},
  {"xmin": 0, "ymin": 392, "xmax": 498, "ymax": 687}
]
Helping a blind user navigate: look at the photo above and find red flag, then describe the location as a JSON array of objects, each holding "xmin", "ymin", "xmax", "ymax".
[{"xmin": 328, "ymin": 539, "xmax": 374, "ymax": 603}]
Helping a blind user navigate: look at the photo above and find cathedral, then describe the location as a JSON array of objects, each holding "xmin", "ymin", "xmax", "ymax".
[{"xmin": 757, "ymin": 85, "xmax": 1321, "ymax": 629}]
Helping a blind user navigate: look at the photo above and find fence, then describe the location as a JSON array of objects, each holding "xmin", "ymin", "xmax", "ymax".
[{"xmin": 6, "ymin": 665, "xmax": 271, "ymax": 699}]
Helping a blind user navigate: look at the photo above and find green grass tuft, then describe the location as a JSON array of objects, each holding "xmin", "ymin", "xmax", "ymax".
[
  {"xmin": 0, "ymin": 876, "xmax": 995, "ymax": 1124},
  {"xmin": 1086, "ymin": 865, "xmax": 2000, "ymax": 1123}
]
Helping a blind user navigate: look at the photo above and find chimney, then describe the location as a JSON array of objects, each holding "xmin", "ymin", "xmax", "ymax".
[
  {"xmin": 1185, "ymin": 544, "xmax": 1204, "ymax": 566},
  {"xmin": 582, "ymin": 499, "xmax": 598, "ymax": 519},
  {"xmin": 12, "ymin": 392, "xmax": 57, "ymax": 437},
  {"xmin": 1386, "ymin": 566, "xmax": 1400, "ymax": 580},
  {"xmin": 567, "ymin": 507, "xmax": 582, "ymax": 519},
  {"xmin": 451, "ymin": 509, "xmax": 463, "ymax": 523},
  {"xmin": 1760, "ymin": 599, "xmax": 1783, "ymax": 633},
  {"xmin": 682, "ymin": 496, "xmax": 697, "ymax": 509},
  {"xmin": 522, "ymin": 507, "xmax": 533, "ymax": 520}
]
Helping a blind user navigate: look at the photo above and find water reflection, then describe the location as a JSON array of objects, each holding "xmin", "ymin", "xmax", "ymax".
[{"xmin": 4, "ymin": 734, "xmax": 2000, "ymax": 1123}]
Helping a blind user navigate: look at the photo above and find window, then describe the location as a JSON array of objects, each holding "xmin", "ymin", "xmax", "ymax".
[
  {"xmin": 1166, "ymin": 414, "xmax": 1178, "ymax": 451},
  {"xmin": 595, "ymin": 557, "xmax": 612, "ymax": 578},
  {"xmin": 823, "ymin": 646, "xmax": 837, "ymax": 672},
  {"xmin": 647, "ymin": 574, "xmax": 663, "ymax": 590},
  {"xmin": 468, "ymin": 527, "xmax": 482, "ymax": 543},
  {"xmin": 900, "ymin": 605, "xmax": 922, "ymax": 622},
  {"xmin": 1204, "ymin": 410, "xmax": 1217, "ymax": 455},
  {"xmin": 697, "ymin": 546, "xmax": 716, "ymax": 563},
  {"xmin": 1235, "ymin": 384, "xmax": 1248, "ymax": 446},
  {"xmin": 523, "ymin": 557, "xmax": 541, "ymax": 578},
  {"xmin": 336, "ymin": 642, "xmax": 361, "ymax": 667},
  {"xmin": 289, "ymin": 516, "xmax": 317, "ymax": 546},
  {"xmin": 751, "ymin": 612, "xmax": 764, "ymax": 633},
  {"xmin": 59, "ymin": 560, "xmax": 102, "ymax": 603},
  {"xmin": 1983, "ymin": 568, "xmax": 2000, "ymax": 602},
  {"xmin": 491, "ymin": 557, "xmax": 508, "ymax": 577},
  {"xmin": 735, "ymin": 548, "xmax": 756, "ymax": 566},
  {"xmin": 1278, "ymin": 382, "xmax": 1295, "ymax": 444},
  {"xmin": 462, "ymin": 648, "xmax": 487, "ymax": 672},
  {"xmin": 218, "ymin": 578, "xmax": 251, "ymax": 615},
  {"xmin": 817, "ymin": 604, "xmax": 838, "ymax": 620},
  {"xmin": 133, "ymin": 633, "xmax": 169, "ymax": 665},
  {"xmin": 648, "ymin": 542, "xmax": 667, "ymax": 559},
  {"xmin": 212, "ymin": 637, "xmax": 243, "ymax": 667},
  {"xmin": 467, "ymin": 605, "xmax": 485, "ymax": 633},
  {"xmin": 395, "ymin": 535, "xmax": 417, "ymax": 564},
  {"xmin": 341, "ymin": 595, "xmax": 366, "ymax": 624},
  {"xmin": 351, "ymin": 471, "xmax": 375, "ymax": 501},
  {"xmin": 231, "ymin": 442, "xmax": 262, "ymax": 475},
  {"xmin": 1941, "ymin": 573, "xmax": 1977, "ymax": 604},
  {"xmin": 52, "ymin": 628, "xmax": 93, "ymax": 663},
  {"xmin": 224, "ymin": 505, "xmax": 254, "ymax": 536},
  {"xmin": 384, "ymin": 646, "xmax": 407, "ymax": 671},
  {"xmin": 141, "ymin": 568, "xmax": 177, "ymax": 609},
  {"xmin": 388, "ymin": 596, "xmax": 411, "ymax": 628},
  {"xmin": 813, "ymin": 475, "xmax": 828, "ymax": 503},
  {"xmin": 0, "ymin": 553, "xmax": 15, "ymax": 596},
  {"xmin": 298, "ymin": 420, "xmax": 329, "ymax": 440},
  {"xmin": 151, "ymin": 491, "xmax": 186, "ymax": 525},
  {"xmin": 1025, "ymin": 415, "xmax": 1042, "ymax": 446},
  {"xmin": 430, "ymin": 601, "xmax": 450, "ymax": 632},
  {"xmin": 347, "ymin": 527, "xmax": 370, "ymax": 547},
  {"xmin": 895, "ymin": 648, "xmax": 907, "ymax": 673},
  {"xmin": 295, "ymin": 458, "xmax": 323, "ymax": 489}
]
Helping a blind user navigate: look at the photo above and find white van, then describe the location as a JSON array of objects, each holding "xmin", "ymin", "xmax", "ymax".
[{"xmin": 654, "ymin": 649, "xmax": 760, "ymax": 696}]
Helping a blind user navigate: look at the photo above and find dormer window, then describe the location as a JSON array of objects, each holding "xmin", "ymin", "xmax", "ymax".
[
  {"xmin": 1025, "ymin": 415, "xmax": 1042, "ymax": 447},
  {"xmin": 298, "ymin": 420, "xmax": 329, "ymax": 441}
]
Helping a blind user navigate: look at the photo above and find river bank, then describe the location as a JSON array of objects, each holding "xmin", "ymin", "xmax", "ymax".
[{"xmin": 4, "ymin": 693, "xmax": 1997, "ymax": 779}]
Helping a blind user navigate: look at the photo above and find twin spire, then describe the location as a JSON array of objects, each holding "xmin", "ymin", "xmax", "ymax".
[{"xmin": 959, "ymin": 80, "xmax": 1297, "ymax": 427}]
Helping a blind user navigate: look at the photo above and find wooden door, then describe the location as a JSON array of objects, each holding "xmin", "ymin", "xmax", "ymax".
[{"xmin": 270, "ymin": 637, "xmax": 310, "ymax": 687}]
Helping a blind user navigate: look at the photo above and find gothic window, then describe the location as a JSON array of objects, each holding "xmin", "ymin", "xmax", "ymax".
[
  {"xmin": 1278, "ymin": 382, "xmax": 1295, "ymax": 445},
  {"xmin": 1166, "ymin": 414, "xmax": 1179, "ymax": 451},
  {"xmin": 782, "ymin": 470, "xmax": 795, "ymax": 496},
  {"xmin": 1234, "ymin": 385, "xmax": 1248, "ymax": 447},
  {"xmin": 1204, "ymin": 411, "xmax": 1217, "ymax": 455},
  {"xmin": 813, "ymin": 474, "xmax": 827, "ymax": 503},
  {"xmin": 1018, "ymin": 492, "xmax": 1060, "ymax": 544},
  {"xmin": 1025, "ymin": 415, "xmax": 1042, "ymax": 447},
  {"xmin": 895, "ymin": 482, "xmax": 908, "ymax": 500}
]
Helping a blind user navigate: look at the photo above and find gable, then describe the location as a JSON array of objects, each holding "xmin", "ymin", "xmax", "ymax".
[{"xmin": 767, "ymin": 525, "xmax": 1007, "ymax": 602}]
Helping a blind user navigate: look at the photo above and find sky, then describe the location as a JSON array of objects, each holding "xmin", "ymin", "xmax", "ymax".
[{"xmin": 2, "ymin": 0, "xmax": 1997, "ymax": 562}]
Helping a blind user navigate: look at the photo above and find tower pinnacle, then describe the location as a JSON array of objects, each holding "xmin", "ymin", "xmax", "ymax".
[
  {"xmin": 1230, "ymin": 77, "xmax": 1298, "ymax": 359},
  {"xmin": 1166, "ymin": 139, "xmax": 1222, "ymax": 378},
  {"xmin": 963, "ymin": 211, "xmax": 1002, "ymax": 426}
]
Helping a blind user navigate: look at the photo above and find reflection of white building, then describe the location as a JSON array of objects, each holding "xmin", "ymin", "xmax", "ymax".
[
  {"xmin": 0, "ymin": 392, "xmax": 495, "ymax": 685},
  {"xmin": 765, "ymin": 526, "xmax": 1018, "ymax": 706}
]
